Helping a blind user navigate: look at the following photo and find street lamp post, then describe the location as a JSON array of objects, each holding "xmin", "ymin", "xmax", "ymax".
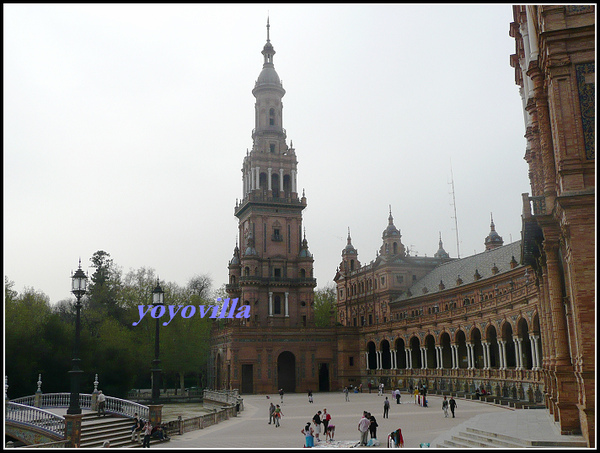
[
  {"xmin": 151, "ymin": 279, "xmax": 164, "ymax": 404},
  {"xmin": 67, "ymin": 259, "xmax": 87, "ymax": 415}
]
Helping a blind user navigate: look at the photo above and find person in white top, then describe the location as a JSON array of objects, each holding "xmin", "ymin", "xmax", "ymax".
[{"xmin": 97, "ymin": 390, "xmax": 107, "ymax": 417}]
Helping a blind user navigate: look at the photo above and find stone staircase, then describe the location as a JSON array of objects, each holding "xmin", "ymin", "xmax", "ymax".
[
  {"xmin": 436, "ymin": 426, "xmax": 588, "ymax": 448},
  {"xmin": 79, "ymin": 413, "xmax": 170, "ymax": 448}
]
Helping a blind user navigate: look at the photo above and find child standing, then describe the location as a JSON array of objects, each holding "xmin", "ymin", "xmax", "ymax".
[{"xmin": 302, "ymin": 422, "xmax": 314, "ymax": 447}]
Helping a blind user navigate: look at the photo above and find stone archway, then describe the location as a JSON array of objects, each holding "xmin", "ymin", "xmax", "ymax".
[{"xmin": 277, "ymin": 351, "xmax": 296, "ymax": 393}]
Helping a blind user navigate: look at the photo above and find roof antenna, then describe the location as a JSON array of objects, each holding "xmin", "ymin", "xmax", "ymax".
[{"xmin": 449, "ymin": 158, "xmax": 461, "ymax": 259}]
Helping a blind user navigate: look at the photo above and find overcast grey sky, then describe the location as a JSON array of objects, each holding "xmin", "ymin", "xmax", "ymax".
[{"xmin": 4, "ymin": 4, "xmax": 530, "ymax": 304}]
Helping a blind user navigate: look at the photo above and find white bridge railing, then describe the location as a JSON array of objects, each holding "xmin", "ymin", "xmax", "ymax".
[
  {"xmin": 5, "ymin": 402, "xmax": 65, "ymax": 437},
  {"xmin": 10, "ymin": 392, "xmax": 149, "ymax": 421}
]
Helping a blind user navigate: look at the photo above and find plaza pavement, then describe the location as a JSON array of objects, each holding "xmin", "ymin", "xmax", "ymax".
[{"xmin": 160, "ymin": 390, "xmax": 545, "ymax": 449}]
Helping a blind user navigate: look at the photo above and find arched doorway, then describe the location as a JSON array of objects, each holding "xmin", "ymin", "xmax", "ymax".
[
  {"xmin": 410, "ymin": 336, "xmax": 421, "ymax": 369},
  {"xmin": 470, "ymin": 328, "xmax": 483, "ymax": 369},
  {"xmin": 440, "ymin": 332, "xmax": 452, "ymax": 368},
  {"xmin": 381, "ymin": 340, "xmax": 392, "ymax": 369},
  {"xmin": 277, "ymin": 351, "xmax": 296, "ymax": 393},
  {"xmin": 394, "ymin": 338, "xmax": 406, "ymax": 369},
  {"xmin": 425, "ymin": 334, "xmax": 437, "ymax": 369},
  {"xmin": 318, "ymin": 363, "xmax": 330, "ymax": 391},
  {"xmin": 367, "ymin": 341, "xmax": 377, "ymax": 369},
  {"xmin": 486, "ymin": 325, "xmax": 499, "ymax": 368},
  {"xmin": 455, "ymin": 330, "xmax": 468, "ymax": 369}
]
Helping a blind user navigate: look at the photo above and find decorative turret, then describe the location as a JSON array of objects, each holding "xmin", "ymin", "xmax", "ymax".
[
  {"xmin": 229, "ymin": 241, "xmax": 241, "ymax": 266},
  {"xmin": 298, "ymin": 230, "xmax": 313, "ymax": 259},
  {"xmin": 434, "ymin": 232, "xmax": 450, "ymax": 258},
  {"xmin": 341, "ymin": 228, "xmax": 360, "ymax": 272},
  {"xmin": 379, "ymin": 207, "xmax": 406, "ymax": 257},
  {"xmin": 485, "ymin": 213, "xmax": 504, "ymax": 251}
]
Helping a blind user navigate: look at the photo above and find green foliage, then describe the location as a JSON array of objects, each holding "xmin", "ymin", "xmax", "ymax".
[
  {"xmin": 86, "ymin": 250, "xmax": 125, "ymax": 325},
  {"xmin": 159, "ymin": 278, "xmax": 213, "ymax": 391},
  {"xmin": 5, "ymin": 286, "xmax": 72, "ymax": 397},
  {"xmin": 4, "ymin": 253, "xmax": 216, "ymax": 399},
  {"xmin": 314, "ymin": 284, "xmax": 338, "ymax": 327}
]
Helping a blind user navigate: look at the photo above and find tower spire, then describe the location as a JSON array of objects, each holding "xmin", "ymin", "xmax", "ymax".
[{"xmin": 266, "ymin": 16, "xmax": 270, "ymax": 43}]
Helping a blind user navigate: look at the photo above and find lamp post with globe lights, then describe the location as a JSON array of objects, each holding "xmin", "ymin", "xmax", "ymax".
[
  {"xmin": 67, "ymin": 259, "xmax": 88, "ymax": 415},
  {"xmin": 151, "ymin": 279, "xmax": 164, "ymax": 404}
]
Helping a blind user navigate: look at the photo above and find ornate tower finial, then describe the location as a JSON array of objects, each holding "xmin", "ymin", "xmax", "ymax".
[{"xmin": 266, "ymin": 16, "xmax": 270, "ymax": 42}]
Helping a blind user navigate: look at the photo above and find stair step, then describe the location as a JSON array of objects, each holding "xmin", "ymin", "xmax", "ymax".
[
  {"xmin": 460, "ymin": 431, "xmax": 524, "ymax": 448},
  {"xmin": 77, "ymin": 413, "xmax": 170, "ymax": 448},
  {"xmin": 443, "ymin": 439, "xmax": 472, "ymax": 448},
  {"xmin": 451, "ymin": 435, "xmax": 499, "ymax": 448}
]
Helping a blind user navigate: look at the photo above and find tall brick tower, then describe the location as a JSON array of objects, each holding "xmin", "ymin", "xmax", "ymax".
[
  {"xmin": 227, "ymin": 18, "xmax": 316, "ymax": 328},
  {"xmin": 211, "ymin": 20, "xmax": 338, "ymax": 395}
]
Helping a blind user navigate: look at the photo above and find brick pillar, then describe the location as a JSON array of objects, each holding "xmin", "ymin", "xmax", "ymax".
[
  {"xmin": 544, "ymin": 240, "xmax": 580, "ymax": 434},
  {"xmin": 64, "ymin": 414, "xmax": 83, "ymax": 448},
  {"xmin": 527, "ymin": 61, "xmax": 556, "ymax": 207},
  {"xmin": 148, "ymin": 405, "xmax": 163, "ymax": 426}
]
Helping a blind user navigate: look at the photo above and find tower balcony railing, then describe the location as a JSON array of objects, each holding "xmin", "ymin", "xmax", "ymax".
[
  {"xmin": 252, "ymin": 126, "xmax": 286, "ymax": 138},
  {"xmin": 237, "ymin": 276, "xmax": 317, "ymax": 287},
  {"xmin": 235, "ymin": 191, "xmax": 306, "ymax": 215}
]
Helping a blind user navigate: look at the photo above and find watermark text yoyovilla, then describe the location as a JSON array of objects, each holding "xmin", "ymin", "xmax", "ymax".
[{"xmin": 132, "ymin": 298, "xmax": 249, "ymax": 326}]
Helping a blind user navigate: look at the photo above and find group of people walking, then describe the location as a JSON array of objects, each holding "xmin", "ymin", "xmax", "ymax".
[
  {"xmin": 268, "ymin": 402, "xmax": 284, "ymax": 427},
  {"xmin": 269, "ymin": 386, "xmax": 459, "ymax": 448},
  {"xmin": 442, "ymin": 396, "xmax": 457, "ymax": 418}
]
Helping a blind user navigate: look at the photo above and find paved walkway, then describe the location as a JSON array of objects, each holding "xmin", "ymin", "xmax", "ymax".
[{"xmin": 159, "ymin": 391, "xmax": 573, "ymax": 449}]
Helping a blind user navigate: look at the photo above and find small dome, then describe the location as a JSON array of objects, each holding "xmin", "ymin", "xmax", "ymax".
[
  {"xmin": 342, "ymin": 228, "xmax": 357, "ymax": 255},
  {"xmin": 434, "ymin": 233, "xmax": 449, "ymax": 258},
  {"xmin": 382, "ymin": 209, "xmax": 400, "ymax": 238},
  {"xmin": 299, "ymin": 234, "xmax": 313, "ymax": 258},
  {"xmin": 256, "ymin": 66, "xmax": 281, "ymax": 86}
]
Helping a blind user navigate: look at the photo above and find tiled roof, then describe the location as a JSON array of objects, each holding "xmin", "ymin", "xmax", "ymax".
[{"xmin": 396, "ymin": 241, "xmax": 522, "ymax": 301}]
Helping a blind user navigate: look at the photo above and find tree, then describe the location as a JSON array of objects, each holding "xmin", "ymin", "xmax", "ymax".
[
  {"xmin": 5, "ymin": 276, "xmax": 18, "ymax": 302},
  {"xmin": 86, "ymin": 250, "xmax": 125, "ymax": 328},
  {"xmin": 161, "ymin": 278, "xmax": 213, "ymax": 392},
  {"xmin": 5, "ymin": 286, "xmax": 72, "ymax": 398},
  {"xmin": 314, "ymin": 284, "xmax": 337, "ymax": 327}
]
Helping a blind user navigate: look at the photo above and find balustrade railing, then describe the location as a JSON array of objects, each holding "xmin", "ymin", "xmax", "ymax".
[
  {"xmin": 10, "ymin": 392, "xmax": 148, "ymax": 421},
  {"xmin": 5, "ymin": 402, "xmax": 65, "ymax": 437},
  {"xmin": 103, "ymin": 395, "xmax": 149, "ymax": 420}
]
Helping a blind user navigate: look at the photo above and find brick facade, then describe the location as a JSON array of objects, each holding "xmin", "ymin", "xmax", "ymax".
[{"xmin": 510, "ymin": 5, "xmax": 595, "ymax": 447}]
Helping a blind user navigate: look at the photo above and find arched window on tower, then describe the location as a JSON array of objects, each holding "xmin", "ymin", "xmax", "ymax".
[{"xmin": 269, "ymin": 108, "xmax": 275, "ymax": 126}]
